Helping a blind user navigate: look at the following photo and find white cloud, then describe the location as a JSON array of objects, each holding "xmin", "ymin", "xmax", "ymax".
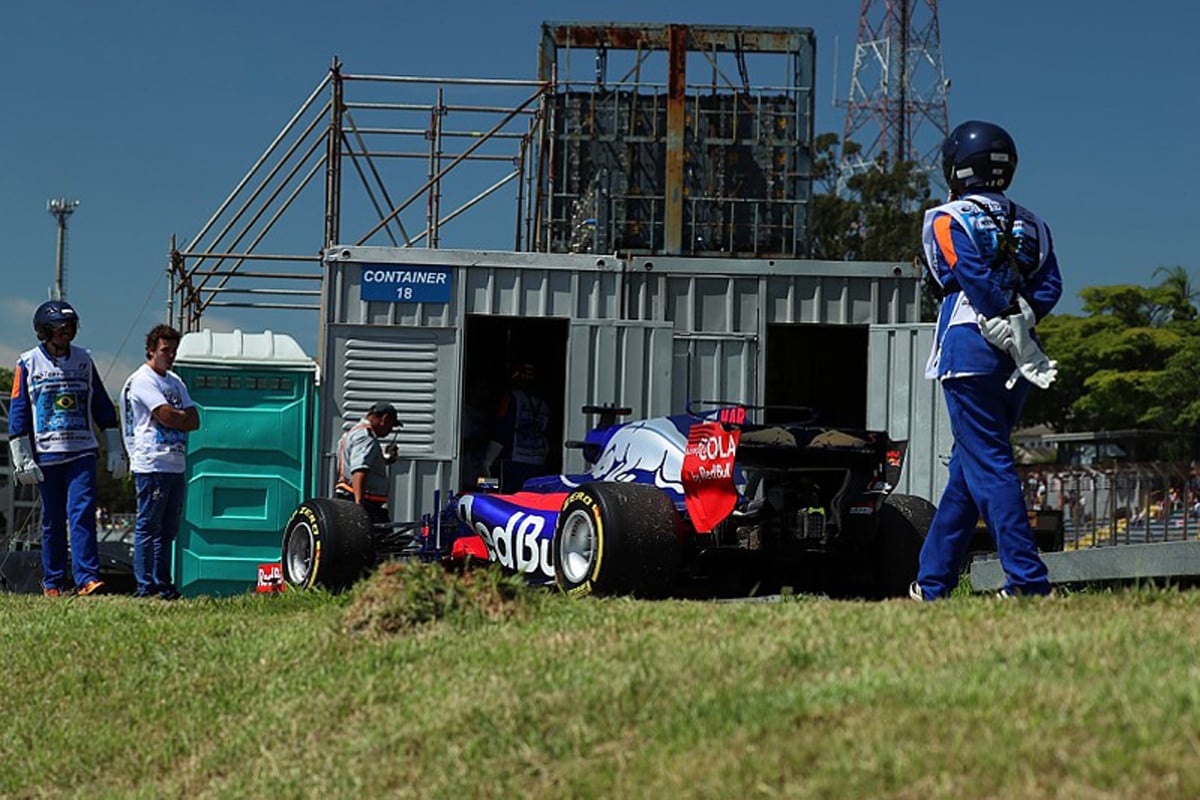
[{"xmin": 0, "ymin": 296, "xmax": 40, "ymax": 370}]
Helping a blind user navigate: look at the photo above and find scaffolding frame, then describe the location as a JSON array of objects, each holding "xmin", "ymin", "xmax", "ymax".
[{"xmin": 170, "ymin": 58, "xmax": 552, "ymax": 333}]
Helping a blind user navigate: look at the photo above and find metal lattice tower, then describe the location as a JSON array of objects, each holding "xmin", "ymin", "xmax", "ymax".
[
  {"xmin": 47, "ymin": 197, "xmax": 80, "ymax": 300},
  {"xmin": 839, "ymin": 0, "xmax": 950, "ymax": 196}
]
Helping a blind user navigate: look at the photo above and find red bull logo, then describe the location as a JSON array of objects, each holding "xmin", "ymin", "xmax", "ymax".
[
  {"xmin": 257, "ymin": 562, "xmax": 285, "ymax": 593},
  {"xmin": 457, "ymin": 495, "xmax": 554, "ymax": 578}
]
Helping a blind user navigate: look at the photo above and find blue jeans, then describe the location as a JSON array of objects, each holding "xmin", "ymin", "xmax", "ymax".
[
  {"xmin": 39, "ymin": 454, "xmax": 101, "ymax": 590},
  {"xmin": 134, "ymin": 472, "xmax": 186, "ymax": 597},
  {"xmin": 917, "ymin": 373, "xmax": 1050, "ymax": 598}
]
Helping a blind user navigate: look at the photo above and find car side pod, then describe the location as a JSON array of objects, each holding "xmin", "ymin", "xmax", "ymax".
[{"xmin": 553, "ymin": 481, "xmax": 683, "ymax": 599}]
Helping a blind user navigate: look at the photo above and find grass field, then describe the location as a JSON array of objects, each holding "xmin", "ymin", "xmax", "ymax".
[{"xmin": 2, "ymin": 564, "xmax": 1199, "ymax": 799}]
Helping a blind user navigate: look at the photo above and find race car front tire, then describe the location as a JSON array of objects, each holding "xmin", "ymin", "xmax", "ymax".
[
  {"xmin": 553, "ymin": 482, "xmax": 682, "ymax": 598},
  {"xmin": 282, "ymin": 498, "xmax": 376, "ymax": 592},
  {"xmin": 875, "ymin": 493, "xmax": 936, "ymax": 597}
]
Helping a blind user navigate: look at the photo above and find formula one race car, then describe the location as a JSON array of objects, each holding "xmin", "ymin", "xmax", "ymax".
[{"xmin": 281, "ymin": 403, "xmax": 935, "ymax": 599}]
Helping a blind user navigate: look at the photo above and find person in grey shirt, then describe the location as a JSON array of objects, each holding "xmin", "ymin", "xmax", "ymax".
[{"xmin": 334, "ymin": 401, "xmax": 400, "ymax": 526}]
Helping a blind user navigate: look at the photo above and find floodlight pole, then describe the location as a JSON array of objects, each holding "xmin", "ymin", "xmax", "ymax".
[{"xmin": 47, "ymin": 197, "xmax": 80, "ymax": 300}]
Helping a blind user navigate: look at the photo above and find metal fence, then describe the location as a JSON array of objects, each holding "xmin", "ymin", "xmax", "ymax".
[
  {"xmin": 1017, "ymin": 462, "xmax": 1200, "ymax": 549},
  {"xmin": 5, "ymin": 510, "xmax": 136, "ymax": 551}
]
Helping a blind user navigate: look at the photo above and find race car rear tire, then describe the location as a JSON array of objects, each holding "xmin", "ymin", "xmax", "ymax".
[
  {"xmin": 875, "ymin": 493, "xmax": 936, "ymax": 598},
  {"xmin": 282, "ymin": 498, "xmax": 376, "ymax": 592},
  {"xmin": 553, "ymin": 482, "xmax": 682, "ymax": 599}
]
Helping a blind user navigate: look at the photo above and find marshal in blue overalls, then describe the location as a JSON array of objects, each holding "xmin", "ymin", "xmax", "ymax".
[{"xmin": 913, "ymin": 120, "xmax": 1063, "ymax": 600}]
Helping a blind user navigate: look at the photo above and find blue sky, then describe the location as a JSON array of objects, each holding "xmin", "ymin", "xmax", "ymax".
[{"xmin": 4, "ymin": 1, "xmax": 1197, "ymax": 393}]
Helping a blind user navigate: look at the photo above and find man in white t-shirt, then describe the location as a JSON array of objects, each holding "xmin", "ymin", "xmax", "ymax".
[
  {"xmin": 120, "ymin": 324, "xmax": 201, "ymax": 600},
  {"xmin": 488, "ymin": 362, "xmax": 551, "ymax": 493}
]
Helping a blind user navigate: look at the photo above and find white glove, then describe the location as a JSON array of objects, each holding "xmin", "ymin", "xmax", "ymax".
[
  {"xmin": 1005, "ymin": 302, "xmax": 1058, "ymax": 390},
  {"xmin": 978, "ymin": 296, "xmax": 1036, "ymax": 352},
  {"xmin": 481, "ymin": 441, "xmax": 504, "ymax": 477},
  {"xmin": 103, "ymin": 428, "xmax": 129, "ymax": 479},
  {"xmin": 9, "ymin": 437, "xmax": 43, "ymax": 486},
  {"xmin": 1016, "ymin": 294, "xmax": 1038, "ymax": 327},
  {"xmin": 977, "ymin": 314, "xmax": 1014, "ymax": 351}
]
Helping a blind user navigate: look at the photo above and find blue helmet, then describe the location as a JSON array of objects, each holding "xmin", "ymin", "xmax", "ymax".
[
  {"xmin": 941, "ymin": 120, "xmax": 1018, "ymax": 194},
  {"xmin": 33, "ymin": 299, "xmax": 79, "ymax": 341}
]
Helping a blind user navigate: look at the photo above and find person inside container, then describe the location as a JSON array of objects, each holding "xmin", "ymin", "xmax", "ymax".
[
  {"xmin": 485, "ymin": 361, "xmax": 551, "ymax": 493},
  {"xmin": 460, "ymin": 380, "xmax": 497, "ymax": 490}
]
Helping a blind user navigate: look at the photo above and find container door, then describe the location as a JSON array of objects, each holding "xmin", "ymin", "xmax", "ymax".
[
  {"xmin": 323, "ymin": 324, "xmax": 459, "ymax": 523},
  {"xmin": 670, "ymin": 331, "xmax": 760, "ymax": 414},
  {"xmin": 563, "ymin": 319, "xmax": 674, "ymax": 473},
  {"xmin": 866, "ymin": 323, "xmax": 950, "ymax": 503}
]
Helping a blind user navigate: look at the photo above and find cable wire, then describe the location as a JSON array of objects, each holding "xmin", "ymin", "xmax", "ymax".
[{"xmin": 101, "ymin": 268, "xmax": 165, "ymax": 384}]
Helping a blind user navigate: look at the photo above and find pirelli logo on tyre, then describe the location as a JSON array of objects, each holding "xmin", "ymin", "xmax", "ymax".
[
  {"xmin": 567, "ymin": 490, "xmax": 594, "ymax": 508},
  {"xmin": 288, "ymin": 505, "xmax": 322, "ymax": 587},
  {"xmin": 556, "ymin": 490, "xmax": 606, "ymax": 595},
  {"xmin": 566, "ymin": 582, "xmax": 593, "ymax": 599},
  {"xmin": 291, "ymin": 505, "xmax": 319, "ymax": 528}
]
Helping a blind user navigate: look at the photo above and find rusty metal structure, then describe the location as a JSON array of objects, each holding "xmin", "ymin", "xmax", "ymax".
[
  {"xmin": 537, "ymin": 23, "xmax": 814, "ymax": 257},
  {"xmin": 168, "ymin": 22, "xmax": 816, "ymax": 332}
]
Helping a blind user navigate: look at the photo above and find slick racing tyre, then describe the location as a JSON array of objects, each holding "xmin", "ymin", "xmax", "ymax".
[
  {"xmin": 282, "ymin": 498, "xmax": 375, "ymax": 592},
  {"xmin": 553, "ymin": 482, "xmax": 682, "ymax": 599},
  {"xmin": 875, "ymin": 493, "xmax": 936, "ymax": 598}
]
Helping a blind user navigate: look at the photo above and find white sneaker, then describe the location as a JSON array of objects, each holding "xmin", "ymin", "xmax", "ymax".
[{"xmin": 908, "ymin": 581, "xmax": 925, "ymax": 601}]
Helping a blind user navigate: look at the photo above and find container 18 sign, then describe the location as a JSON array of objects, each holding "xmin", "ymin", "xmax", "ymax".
[{"xmin": 360, "ymin": 264, "xmax": 452, "ymax": 303}]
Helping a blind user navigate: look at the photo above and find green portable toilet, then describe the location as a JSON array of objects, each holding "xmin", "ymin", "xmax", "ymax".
[{"xmin": 173, "ymin": 329, "xmax": 318, "ymax": 596}]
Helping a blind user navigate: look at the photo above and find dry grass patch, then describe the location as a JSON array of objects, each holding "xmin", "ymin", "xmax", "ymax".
[{"xmin": 342, "ymin": 560, "xmax": 544, "ymax": 636}]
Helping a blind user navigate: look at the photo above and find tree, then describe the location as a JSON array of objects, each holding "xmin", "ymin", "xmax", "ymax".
[
  {"xmin": 1023, "ymin": 271, "xmax": 1200, "ymax": 445},
  {"xmin": 1077, "ymin": 275, "xmax": 1199, "ymax": 329},
  {"xmin": 809, "ymin": 133, "xmax": 862, "ymax": 261},
  {"xmin": 809, "ymin": 134, "xmax": 933, "ymax": 262},
  {"xmin": 808, "ymin": 134, "xmax": 937, "ymax": 318},
  {"xmin": 845, "ymin": 154, "xmax": 933, "ymax": 262},
  {"xmin": 1155, "ymin": 337, "xmax": 1200, "ymax": 429},
  {"xmin": 1150, "ymin": 265, "xmax": 1198, "ymax": 324}
]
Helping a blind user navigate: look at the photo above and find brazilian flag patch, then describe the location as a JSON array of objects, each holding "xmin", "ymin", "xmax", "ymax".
[{"xmin": 54, "ymin": 394, "xmax": 77, "ymax": 411}]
